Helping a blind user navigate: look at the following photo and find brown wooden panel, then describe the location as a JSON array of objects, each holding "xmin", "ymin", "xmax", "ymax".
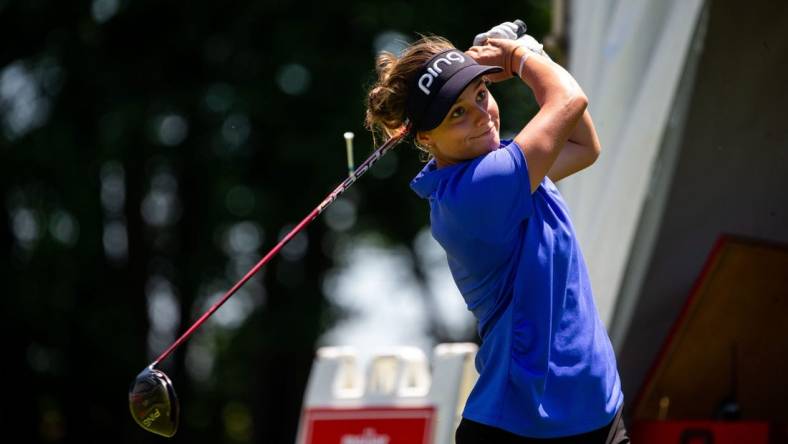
[{"xmin": 632, "ymin": 236, "xmax": 788, "ymax": 420}]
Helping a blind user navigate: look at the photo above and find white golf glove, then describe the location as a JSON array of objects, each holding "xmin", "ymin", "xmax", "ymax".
[
  {"xmin": 473, "ymin": 20, "xmax": 552, "ymax": 61},
  {"xmin": 472, "ymin": 21, "xmax": 522, "ymax": 45}
]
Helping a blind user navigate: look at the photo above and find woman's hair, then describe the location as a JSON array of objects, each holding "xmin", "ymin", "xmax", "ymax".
[{"xmin": 365, "ymin": 35, "xmax": 455, "ymax": 153}]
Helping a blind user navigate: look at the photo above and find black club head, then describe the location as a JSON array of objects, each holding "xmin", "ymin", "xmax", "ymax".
[{"xmin": 129, "ymin": 366, "xmax": 179, "ymax": 437}]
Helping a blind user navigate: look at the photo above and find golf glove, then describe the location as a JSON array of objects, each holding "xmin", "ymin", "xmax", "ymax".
[
  {"xmin": 473, "ymin": 21, "xmax": 521, "ymax": 44},
  {"xmin": 473, "ymin": 20, "xmax": 552, "ymax": 61}
]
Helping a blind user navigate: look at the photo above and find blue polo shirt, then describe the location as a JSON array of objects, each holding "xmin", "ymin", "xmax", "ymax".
[{"xmin": 410, "ymin": 140, "xmax": 623, "ymax": 438}]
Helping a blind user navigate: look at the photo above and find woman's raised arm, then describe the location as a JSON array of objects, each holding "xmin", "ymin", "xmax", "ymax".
[{"xmin": 468, "ymin": 39, "xmax": 589, "ymax": 192}]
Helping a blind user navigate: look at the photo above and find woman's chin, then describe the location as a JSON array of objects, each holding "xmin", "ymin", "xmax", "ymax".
[
  {"xmin": 488, "ymin": 134, "xmax": 501, "ymax": 150},
  {"xmin": 467, "ymin": 132, "xmax": 500, "ymax": 155}
]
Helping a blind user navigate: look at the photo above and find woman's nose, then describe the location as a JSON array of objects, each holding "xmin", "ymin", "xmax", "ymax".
[{"xmin": 473, "ymin": 104, "xmax": 490, "ymax": 126}]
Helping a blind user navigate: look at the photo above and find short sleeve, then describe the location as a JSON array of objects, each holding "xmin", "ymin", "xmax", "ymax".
[{"xmin": 441, "ymin": 141, "xmax": 534, "ymax": 243}]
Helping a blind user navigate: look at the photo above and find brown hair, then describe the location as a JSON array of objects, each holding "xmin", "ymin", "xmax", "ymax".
[{"xmin": 365, "ymin": 35, "xmax": 455, "ymax": 152}]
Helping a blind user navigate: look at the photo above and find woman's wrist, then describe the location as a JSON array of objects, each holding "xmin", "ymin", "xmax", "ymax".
[{"xmin": 510, "ymin": 46, "xmax": 529, "ymax": 78}]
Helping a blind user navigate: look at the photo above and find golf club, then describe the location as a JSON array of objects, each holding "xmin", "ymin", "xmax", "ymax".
[{"xmin": 129, "ymin": 123, "xmax": 411, "ymax": 437}]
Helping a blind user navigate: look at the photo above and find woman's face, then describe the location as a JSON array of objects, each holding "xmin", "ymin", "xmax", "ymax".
[{"xmin": 417, "ymin": 78, "xmax": 500, "ymax": 168}]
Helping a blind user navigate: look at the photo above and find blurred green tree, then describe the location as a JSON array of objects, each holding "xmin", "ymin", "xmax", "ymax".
[{"xmin": 0, "ymin": 0, "xmax": 549, "ymax": 442}]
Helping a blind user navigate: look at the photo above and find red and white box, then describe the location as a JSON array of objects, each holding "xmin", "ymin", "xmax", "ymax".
[
  {"xmin": 301, "ymin": 406, "xmax": 436, "ymax": 444},
  {"xmin": 296, "ymin": 345, "xmax": 478, "ymax": 444}
]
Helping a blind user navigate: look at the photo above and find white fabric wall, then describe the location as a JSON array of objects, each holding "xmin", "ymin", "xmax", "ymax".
[{"xmin": 561, "ymin": 0, "xmax": 705, "ymax": 325}]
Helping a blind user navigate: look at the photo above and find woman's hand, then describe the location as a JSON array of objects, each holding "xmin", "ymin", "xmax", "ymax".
[{"xmin": 466, "ymin": 38, "xmax": 523, "ymax": 83}]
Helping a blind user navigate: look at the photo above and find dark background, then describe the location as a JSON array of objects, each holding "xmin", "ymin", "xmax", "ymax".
[{"xmin": 0, "ymin": 1, "xmax": 550, "ymax": 442}]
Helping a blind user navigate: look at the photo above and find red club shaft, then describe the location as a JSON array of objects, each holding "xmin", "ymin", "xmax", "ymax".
[{"xmin": 152, "ymin": 125, "xmax": 410, "ymax": 367}]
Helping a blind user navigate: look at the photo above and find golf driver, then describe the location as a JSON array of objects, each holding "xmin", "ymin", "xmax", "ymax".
[{"xmin": 129, "ymin": 123, "xmax": 411, "ymax": 437}]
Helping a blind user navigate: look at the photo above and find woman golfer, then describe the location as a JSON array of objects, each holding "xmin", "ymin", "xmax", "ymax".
[{"xmin": 364, "ymin": 25, "xmax": 629, "ymax": 444}]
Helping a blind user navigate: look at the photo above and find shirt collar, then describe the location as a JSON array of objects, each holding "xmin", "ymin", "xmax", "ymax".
[
  {"xmin": 409, "ymin": 158, "xmax": 458, "ymax": 199},
  {"xmin": 408, "ymin": 140, "xmax": 512, "ymax": 199}
]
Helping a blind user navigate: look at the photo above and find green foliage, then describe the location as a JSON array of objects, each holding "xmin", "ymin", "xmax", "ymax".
[{"xmin": 1, "ymin": 1, "xmax": 549, "ymax": 442}]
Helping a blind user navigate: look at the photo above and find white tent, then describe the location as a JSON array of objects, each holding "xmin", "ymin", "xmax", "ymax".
[{"xmin": 560, "ymin": 0, "xmax": 706, "ymax": 342}]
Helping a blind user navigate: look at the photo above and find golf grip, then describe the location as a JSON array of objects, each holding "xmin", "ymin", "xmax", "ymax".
[
  {"xmin": 513, "ymin": 19, "xmax": 527, "ymax": 37},
  {"xmin": 152, "ymin": 123, "xmax": 412, "ymax": 366}
]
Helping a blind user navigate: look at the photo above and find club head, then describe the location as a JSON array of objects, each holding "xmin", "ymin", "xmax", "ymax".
[{"xmin": 129, "ymin": 365, "xmax": 179, "ymax": 437}]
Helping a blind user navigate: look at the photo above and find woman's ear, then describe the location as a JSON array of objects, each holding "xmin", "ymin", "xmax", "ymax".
[{"xmin": 416, "ymin": 131, "xmax": 432, "ymax": 148}]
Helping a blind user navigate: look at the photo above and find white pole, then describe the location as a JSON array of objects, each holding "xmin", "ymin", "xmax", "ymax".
[{"xmin": 344, "ymin": 132, "xmax": 355, "ymax": 178}]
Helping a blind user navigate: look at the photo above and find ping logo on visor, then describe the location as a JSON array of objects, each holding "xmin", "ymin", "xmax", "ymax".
[
  {"xmin": 417, "ymin": 51, "xmax": 466, "ymax": 95},
  {"xmin": 405, "ymin": 49, "xmax": 502, "ymax": 132}
]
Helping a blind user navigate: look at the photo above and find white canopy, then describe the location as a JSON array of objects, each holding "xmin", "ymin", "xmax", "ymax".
[{"xmin": 561, "ymin": 0, "xmax": 706, "ymax": 328}]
